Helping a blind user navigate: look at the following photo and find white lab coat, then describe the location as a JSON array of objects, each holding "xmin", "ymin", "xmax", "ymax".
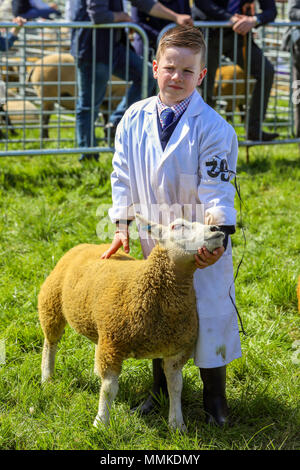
[{"xmin": 109, "ymin": 90, "xmax": 242, "ymax": 368}]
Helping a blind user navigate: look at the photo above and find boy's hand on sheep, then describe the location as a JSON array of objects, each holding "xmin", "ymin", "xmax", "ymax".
[
  {"xmin": 194, "ymin": 246, "xmax": 224, "ymax": 269},
  {"xmin": 100, "ymin": 230, "xmax": 130, "ymax": 259}
]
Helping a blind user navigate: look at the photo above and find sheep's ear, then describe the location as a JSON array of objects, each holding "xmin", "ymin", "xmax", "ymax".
[{"xmin": 135, "ymin": 213, "xmax": 165, "ymax": 241}]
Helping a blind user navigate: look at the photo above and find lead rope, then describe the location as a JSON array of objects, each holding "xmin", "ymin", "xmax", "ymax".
[{"xmin": 229, "ymin": 175, "xmax": 247, "ymax": 336}]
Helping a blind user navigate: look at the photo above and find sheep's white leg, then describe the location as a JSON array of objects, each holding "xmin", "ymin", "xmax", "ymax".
[
  {"xmin": 41, "ymin": 340, "xmax": 57, "ymax": 383},
  {"xmin": 94, "ymin": 345, "xmax": 100, "ymax": 376},
  {"xmin": 163, "ymin": 357, "xmax": 186, "ymax": 432},
  {"xmin": 93, "ymin": 371, "xmax": 119, "ymax": 428}
]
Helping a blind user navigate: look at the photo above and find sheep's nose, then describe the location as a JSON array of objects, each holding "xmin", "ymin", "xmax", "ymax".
[{"xmin": 210, "ymin": 226, "xmax": 220, "ymax": 232}]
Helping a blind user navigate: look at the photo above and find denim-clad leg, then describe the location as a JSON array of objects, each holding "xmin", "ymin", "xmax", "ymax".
[
  {"xmin": 76, "ymin": 60, "xmax": 109, "ymax": 149},
  {"xmin": 292, "ymin": 42, "xmax": 300, "ymax": 138},
  {"xmin": 244, "ymin": 40, "xmax": 274, "ymax": 136},
  {"xmin": 76, "ymin": 45, "xmax": 156, "ymax": 156},
  {"xmin": 205, "ymin": 30, "xmax": 275, "ymax": 137},
  {"xmin": 108, "ymin": 43, "xmax": 156, "ymax": 126}
]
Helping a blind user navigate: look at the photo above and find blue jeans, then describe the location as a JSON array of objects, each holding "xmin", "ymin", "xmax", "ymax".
[{"xmin": 76, "ymin": 43, "xmax": 156, "ymax": 150}]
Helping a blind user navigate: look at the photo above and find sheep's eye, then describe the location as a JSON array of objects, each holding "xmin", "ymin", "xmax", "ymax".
[{"xmin": 171, "ymin": 223, "xmax": 187, "ymax": 230}]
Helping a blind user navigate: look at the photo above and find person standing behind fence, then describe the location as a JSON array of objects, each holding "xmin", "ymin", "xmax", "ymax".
[
  {"xmin": 12, "ymin": 0, "xmax": 61, "ymax": 19},
  {"xmin": 282, "ymin": 0, "xmax": 300, "ymax": 148},
  {"xmin": 131, "ymin": 0, "xmax": 191, "ymax": 60},
  {"xmin": 193, "ymin": 0, "xmax": 279, "ymax": 142},
  {"xmin": 0, "ymin": 15, "xmax": 26, "ymax": 138},
  {"xmin": 70, "ymin": 0, "xmax": 193, "ymax": 162},
  {"xmin": 0, "ymin": 14, "xmax": 26, "ymax": 97}
]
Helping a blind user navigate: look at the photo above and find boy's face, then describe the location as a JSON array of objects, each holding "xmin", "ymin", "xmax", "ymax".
[{"xmin": 153, "ymin": 46, "xmax": 207, "ymax": 106}]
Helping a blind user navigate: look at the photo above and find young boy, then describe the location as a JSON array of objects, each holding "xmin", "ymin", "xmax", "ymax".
[{"xmin": 102, "ymin": 26, "xmax": 241, "ymax": 426}]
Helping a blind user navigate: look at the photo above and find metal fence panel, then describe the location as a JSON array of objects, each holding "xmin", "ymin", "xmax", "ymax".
[
  {"xmin": 158, "ymin": 21, "xmax": 300, "ymax": 150},
  {"xmin": 0, "ymin": 21, "xmax": 149, "ymax": 157},
  {"xmin": 0, "ymin": 20, "xmax": 300, "ymax": 158}
]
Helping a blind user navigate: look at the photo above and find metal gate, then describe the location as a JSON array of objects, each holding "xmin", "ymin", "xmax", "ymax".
[
  {"xmin": 158, "ymin": 20, "xmax": 300, "ymax": 152},
  {"xmin": 0, "ymin": 21, "xmax": 149, "ymax": 157},
  {"xmin": 0, "ymin": 19, "xmax": 299, "ymax": 158}
]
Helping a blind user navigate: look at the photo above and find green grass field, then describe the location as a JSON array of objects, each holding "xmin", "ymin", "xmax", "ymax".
[{"xmin": 0, "ymin": 142, "xmax": 299, "ymax": 450}]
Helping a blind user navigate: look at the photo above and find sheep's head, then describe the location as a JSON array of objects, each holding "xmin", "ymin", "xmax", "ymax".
[{"xmin": 136, "ymin": 214, "xmax": 225, "ymax": 259}]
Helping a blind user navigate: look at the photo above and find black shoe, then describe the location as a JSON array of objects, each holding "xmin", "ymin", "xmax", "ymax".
[
  {"xmin": 131, "ymin": 394, "xmax": 156, "ymax": 416},
  {"xmin": 78, "ymin": 153, "xmax": 99, "ymax": 162},
  {"xmin": 130, "ymin": 389, "xmax": 168, "ymax": 416},
  {"xmin": 200, "ymin": 366, "xmax": 229, "ymax": 427},
  {"xmin": 247, "ymin": 130, "xmax": 279, "ymax": 141},
  {"xmin": 131, "ymin": 358, "xmax": 168, "ymax": 416}
]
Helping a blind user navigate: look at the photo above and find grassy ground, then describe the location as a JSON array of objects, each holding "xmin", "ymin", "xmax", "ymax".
[{"xmin": 0, "ymin": 143, "xmax": 299, "ymax": 450}]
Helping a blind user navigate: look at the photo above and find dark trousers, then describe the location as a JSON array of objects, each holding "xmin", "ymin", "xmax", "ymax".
[
  {"xmin": 204, "ymin": 30, "xmax": 274, "ymax": 135},
  {"xmin": 292, "ymin": 43, "xmax": 300, "ymax": 138},
  {"xmin": 76, "ymin": 43, "xmax": 155, "ymax": 149}
]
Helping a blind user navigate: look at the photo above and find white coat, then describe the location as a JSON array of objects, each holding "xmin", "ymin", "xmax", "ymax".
[{"xmin": 109, "ymin": 89, "xmax": 242, "ymax": 368}]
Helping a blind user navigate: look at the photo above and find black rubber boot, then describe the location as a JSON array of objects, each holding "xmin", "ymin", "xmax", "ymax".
[
  {"xmin": 131, "ymin": 358, "xmax": 168, "ymax": 415},
  {"xmin": 247, "ymin": 130, "xmax": 279, "ymax": 141},
  {"xmin": 78, "ymin": 153, "xmax": 99, "ymax": 162},
  {"xmin": 200, "ymin": 366, "xmax": 229, "ymax": 426}
]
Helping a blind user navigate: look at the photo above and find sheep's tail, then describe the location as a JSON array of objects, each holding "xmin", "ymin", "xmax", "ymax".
[{"xmin": 38, "ymin": 277, "xmax": 66, "ymax": 345}]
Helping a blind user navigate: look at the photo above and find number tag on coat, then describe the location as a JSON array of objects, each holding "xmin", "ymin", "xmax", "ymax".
[{"xmin": 205, "ymin": 156, "xmax": 231, "ymax": 182}]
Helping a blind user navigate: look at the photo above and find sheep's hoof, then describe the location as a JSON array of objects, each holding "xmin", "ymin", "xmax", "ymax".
[
  {"xmin": 169, "ymin": 421, "xmax": 187, "ymax": 433},
  {"xmin": 41, "ymin": 374, "xmax": 52, "ymax": 385},
  {"xmin": 93, "ymin": 414, "xmax": 109, "ymax": 428}
]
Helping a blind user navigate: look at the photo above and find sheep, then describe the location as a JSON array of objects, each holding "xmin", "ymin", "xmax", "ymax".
[
  {"xmin": 0, "ymin": 103, "xmax": 16, "ymax": 138},
  {"xmin": 213, "ymin": 64, "xmax": 253, "ymax": 119},
  {"xmin": 38, "ymin": 214, "xmax": 225, "ymax": 431},
  {"xmin": 1, "ymin": 56, "xmax": 40, "ymax": 88},
  {"xmin": 28, "ymin": 53, "xmax": 127, "ymax": 138},
  {"xmin": 3, "ymin": 99, "xmax": 38, "ymax": 123},
  {"xmin": 28, "ymin": 53, "xmax": 76, "ymax": 139},
  {"xmin": 0, "ymin": 99, "xmax": 38, "ymax": 138},
  {"xmin": 25, "ymin": 27, "xmax": 71, "ymax": 52},
  {"xmin": 297, "ymin": 276, "xmax": 300, "ymax": 313}
]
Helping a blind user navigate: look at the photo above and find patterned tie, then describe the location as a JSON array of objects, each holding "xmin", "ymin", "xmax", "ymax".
[
  {"xmin": 227, "ymin": 0, "xmax": 240, "ymax": 14},
  {"xmin": 160, "ymin": 108, "xmax": 175, "ymax": 129}
]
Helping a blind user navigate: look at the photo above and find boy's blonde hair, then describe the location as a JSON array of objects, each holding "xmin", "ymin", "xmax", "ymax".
[{"xmin": 156, "ymin": 26, "xmax": 206, "ymax": 67}]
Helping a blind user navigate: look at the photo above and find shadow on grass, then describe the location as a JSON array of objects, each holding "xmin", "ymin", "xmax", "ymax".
[
  {"xmin": 27, "ymin": 363, "xmax": 298, "ymax": 450},
  {"xmin": 115, "ymin": 378, "xmax": 298, "ymax": 448},
  {"xmin": 0, "ymin": 156, "xmax": 112, "ymax": 192},
  {"xmin": 238, "ymin": 154, "xmax": 300, "ymax": 176},
  {"xmin": 183, "ymin": 386, "xmax": 298, "ymax": 449}
]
